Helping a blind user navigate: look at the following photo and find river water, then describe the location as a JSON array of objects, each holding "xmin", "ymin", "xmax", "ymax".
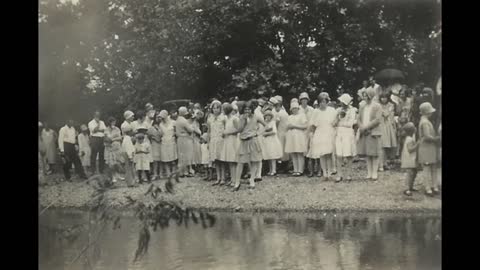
[{"xmin": 39, "ymin": 210, "xmax": 441, "ymax": 270}]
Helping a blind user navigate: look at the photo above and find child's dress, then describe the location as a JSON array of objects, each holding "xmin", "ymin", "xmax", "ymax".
[
  {"xmin": 335, "ymin": 106, "xmax": 357, "ymax": 157},
  {"xmin": 219, "ymin": 115, "xmax": 239, "ymax": 163},
  {"xmin": 134, "ymin": 141, "xmax": 151, "ymax": 171},
  {"xmin": 77, "ymin": 133, "xmax": 91, "ymax": 167},
  {"xmin": 148, "ymin": 125, "xmax": 162, "ymax": 162},
  {"xmin": 237, "ymin": 115, "xmax": 263, "ymax": 163},
  {"xmin": 284, "ymin": 113, "xmax": 308, "ymax": 154},
  {"xmin": 308, "ymin": 107, "xmax": 337, "ymax": 158},
  {"xmin": 418, "ymin": 117, "xmax": 438, "ymax": 165},
  {"xmin": 159, "ymin": 120, "xmax": 177, "ymax": 162},
  {"xmin": 262, "ymin": 121, "xmax": 283, "ymax": 160},
  {"xmin": 200, "ymin": 133, "xmax": 210, "ymax": 166},
  {"xmin": 379, "ymin": 102, "xmax": 398, "ymax": 148},
  {"xmin": 207, "ymin": 114, "xmax": 226, "ymax": 162},
  {"xmin": 401, "ymin": 135, "xmax": 418, "ymax": 169},
  {"xmin": 104, "ymin": 126, "xmax": 124, "ymax": 166}
]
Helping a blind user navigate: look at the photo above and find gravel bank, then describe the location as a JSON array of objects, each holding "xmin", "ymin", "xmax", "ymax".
[{"xmin": 39, "ymin": 162, "xmax": 441, "ymax": 213}]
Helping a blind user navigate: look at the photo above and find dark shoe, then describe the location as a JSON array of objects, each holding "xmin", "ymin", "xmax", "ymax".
[
  {"xmin": 232, "ymin": 185, "xmax": 241, "ymax": 192},
  {"xmin": 308, "ymin": 172, "xmax": 314, "ymax": 178},
  {"xmin": 248, "ymin": 185, "xmax": 255, "ymax": 190},
  {"xmin": 212, "ymin": 181, "xmax": 220, "ymax": 186},
  {"xmin": 254, "ymin": 178, "xmax": 262, "ymax": 182},
  {"xmin": 432, "ymin": 188, "xmax": 440, "ymax": 195}
]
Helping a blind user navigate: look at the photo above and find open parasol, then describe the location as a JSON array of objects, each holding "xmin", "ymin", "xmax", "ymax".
[{"xmin": 374, "ymin": 68, "xmax": 405, "ymax": 84}]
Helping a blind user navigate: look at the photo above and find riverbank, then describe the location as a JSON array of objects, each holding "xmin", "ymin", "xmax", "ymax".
[{"xmin": 39, "ymin": 161, "xmax": 441, "ymax": 213}]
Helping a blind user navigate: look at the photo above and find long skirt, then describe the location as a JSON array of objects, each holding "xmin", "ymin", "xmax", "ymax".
[
  {"xmin": 177, "ymin": 136, "xmax": 194, "ymax": 167},
  {"xmin": 357, "ymin": 134, "xmax": 381, "ymax": 157},
  {"xmin": 237, "ymin": 137, "xmax": 263, "ymax": 163}
]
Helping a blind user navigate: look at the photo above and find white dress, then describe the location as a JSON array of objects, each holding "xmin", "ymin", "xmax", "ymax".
[
  {"xmin": 308, "ymin": 107, "xmax": 337, "ymax": 158},
  {"xmin": 262, "ymin": 121, "xmax": 283, "ymax": 160},
  {"xmin": 134, "ymin": 141, "xmax": 151, "ymax": 171},
  {"xmin": 284, "ymin": 113, "xmax": 308, "ymax": 153},
  {"xmin": 219, "ymin": 115, "xmax": 239, "ymax": 162},
  {"xmin": 335, "ymin": 106, "xmax": 357, "ymax": 157}
]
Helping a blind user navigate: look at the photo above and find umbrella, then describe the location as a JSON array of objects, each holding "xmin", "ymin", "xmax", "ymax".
[{"xmin": 375, "ymin": 68, "xmax": 405, "ymax": 83}]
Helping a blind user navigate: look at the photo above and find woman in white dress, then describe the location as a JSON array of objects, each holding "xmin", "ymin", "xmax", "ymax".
[
  {"xmin": 308, "ymin": 92, "xmax": 338, "ymax": 180},
  {"xmin": 284, "ymin": 101, "xmax": 308, "ymax": 176},
  {"xmin": 334, "ymin": 94, "xmax": 357, "ymax": 182}
]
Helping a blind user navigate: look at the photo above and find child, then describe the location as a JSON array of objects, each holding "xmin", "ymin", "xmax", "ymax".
[
  {"xmin": 261, "ymin": 110, "xmax": 283, "ymax": 176},
  {"xmin": 401, "ymin": 122, "xmax": 421, "ymax": 196},
  {"xmin": 334, "ymin": 94, "xmax": 357, "ymax": 182},
  {"xmin": 134, "ymin": 132, "xmax": 152, "ymax": 183},
  {"xmin": 219, "ymin": 103, "xmax": 239, "ymax": 185},
  {"xmin": 158, "ymin": 110, "xmax": 177, "ymax": 177},
  {"xmin": 418, "ymin": 102, "xmax": 440, "ymax": 196},
  {"xmin": 121, "ymin": 124, "xmax": 137, "ymax": 187},
  {"xmin": 77, "ymin": 124, "xmax": 91, "ymax": 174},
  {"xmin": 208, "ymin": 100, "xmax": 227, "ymax": 186},
  {"xmin": 379, "ymin": 93, "xmax": 398, "ymax": 171},
  {"xmin": 284, "ymin": 100, "xmax": 308, "ymax": 176},
  {"xmin": 200, "ymin": 129, "xmax": 212, "ymax": 180}
]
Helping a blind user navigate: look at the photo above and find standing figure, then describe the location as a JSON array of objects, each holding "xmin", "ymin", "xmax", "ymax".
[
  {"xmin": 41, "ymin": 121, "xmax": 58, "ymax": 174},
  {"xmin": 284, "ymin": 100, "xmax": 308, "ymax": 176},
  {"xmin": 134, "ymin": 133, "xmax": 151, "ymax": 183},
  {"xmin": 299, "ymin": 92, "xmax": 316, "ymax": 176},
  {"xmin": 159, "ymin": 110, "xmax": 177, "ymax": 177},
  {"xmin": 418, "ymin": 102, "xmax": 440, "ymax": 196},
  {"xmin": 88, "ymin": 111, "xmax": 107, "ymax": 174},
  {"xmin": 378, "ymin": 93, "xmax": 398, "ymax": 171},
  {"xmin": 175, "ymin": 106, "xmax": 195, "ymax": 177},
  {"xmin": 219, "ymin": 103, "xmax": 240, "ymax": 186},
  {"xmin": 58, "ymin": 119, "xmax": 87, "ymax": 181},
  {"xmin": 273, "ymin": 96, "xmax": 290, "ymax": 172},
  {"xmin": 208, "ymin": 101, "xmax": 227, "ymax": 185},
  {"xmin": 77, "ymin": 124, "xmax": 91, "ymax": 174},
  {"xmin": 357, "ymin": 88, "xmax": 383, "ymax": 181},
  {"xmin": 334, "ymin": 94, "xmax": 357, "ymax": 182},
  {"xmin": 121, "ymin": 119, "xmax": 136, "ymax": 187},
  {"xmin": 104, "ymin": 117, "xmax": 124, "ymax": 183},
  {"xmin": 148, "ymin": 113, "xmax": 163, "ymax": 180},
  {"xmin": 308, "ymin": 92, "xmax": 338, "ymax": 180},
  {"xmin": 400, "ymin": 122, "xmax": 421, "ymax": 196},
  {"xmin": 261, "ymin": 110, "xmax": 283, "ymax": 176}
]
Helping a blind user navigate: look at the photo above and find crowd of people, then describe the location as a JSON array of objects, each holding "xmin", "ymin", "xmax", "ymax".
[{"xmin": 38, "ymin": 77, "xmax": 442, "ymax": 196}]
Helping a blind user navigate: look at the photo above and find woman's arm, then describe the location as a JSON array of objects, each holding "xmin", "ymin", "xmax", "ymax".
[{"xmin": 420, "ymin": 123, "xmax": 438, "ymax": 143}]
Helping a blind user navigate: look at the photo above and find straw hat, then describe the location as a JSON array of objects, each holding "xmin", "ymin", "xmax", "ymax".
[
  {"xmin": 178, "ymin": 106, "xmax": 188, "ymax": 116},
  {"xmin": 299, "ymin": 92, "xmax": 310, "ymax": 101},
  {"xmin": 158, "ymin": 110, "xmax": 168, "ymax": 119},
  {"xmin": 365, "ymin": 87, "xmax": 376, "ymax": 99},
  {"xmin": 290, "ymin": 98, "xmax": 299, "ymax": 104},
  {"xmin": 419, "ymin": 102, "xmax": 436, "ymax": 115},
  {"xmin": 274, "ymin": 95, "xmax": 283, "ymax": 103},
  {"xmin": 338, "ymin": 93, "xmax": 353, "ymax": 106},
  {"xmin": 290, "ymin": 102, "xmax": 300, "ymax": 111},
  {"xmin": 210, "ymin": 100, "xmax": 221, "ymax": 109}
]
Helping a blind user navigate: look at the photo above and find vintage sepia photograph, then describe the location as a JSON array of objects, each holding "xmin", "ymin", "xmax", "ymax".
[{"xmin": 39, "ymin": 0, "xmax": 442, "ymax": 269}]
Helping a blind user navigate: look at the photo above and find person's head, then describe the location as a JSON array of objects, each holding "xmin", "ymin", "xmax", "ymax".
[
  {"xmin": 263, "ymin": 110, "xmax": 274, "ymax": 122},
  {"xmin": 399, "ymin": 88, "xmax": 407, "ymax": 100},
  {"xmin": 290, "ymin": 101, "xmax": 300, "ymax": 115},
  {"xmin": 80, "ymin": 124, "xmax": 88, "ymax": 134},
  {"xmin": 369, "ymin": 76, "xmax": 376, "ymax": 86},
  {"xmin": 402, "ymin": 122, "xmax": 417, "ymax": 137},
  {"xmin": 257, "ymin": 98, "xmax": 266, "ymax": 108},
  {"xmin": 268, "ymin": 97, "xmax": 279, "ymax": 108},
  {"xmin": 338, "ymin": 93, "xmax": 353, "ymax": 109},
  {"xmin": 145, "ymin": 103, "xmax": 154, "ymax": 112},
  {"xmin": 169, "ymin": 110, "xmax": 178, "ymax": 120},
  {"xmin": 94, "ymin": 110, "xmax": 101, "ymax": 121},
  {"xmin": 178, "ymin": 106, "xmax": 188, "ymax": 117},
  {"xmin": 158, "ymin": 110, "xmax": 169, "ymax": 122},
  {"xmin": 66, "ymin": 119, "xmax": 74, "ymax": 127},
  {"xmin": 299, "ymin": 92, "xmax": 310, "ymax": 106},
  {"xmin": 107, "ymin": 117, "xmax": 117, "ymax": 127},
  {"xmin": 123, "ymin": 110, "xmax": 135, "ymax": 122},
  {"xmin": 313, "ymin": 100, "xmax": 319, "ymax": 109},
  {"xmin": 357, "ymin": 89, "xmax": 365, "ymax": 101},
  {"xmin": 317, "ymin": 92, "xmax": 330, "ymax": 109},
  {"xmin": 223, "ymin": 103, "xmax": 233, "ymax": 116},
  {"xmin": 379, "ymin": 93, "xmax": 390, "ymax": 105},
  {"xmin": 194, "ymin": 103, "xmax": 202, "ymax": 111},
  {"xmin": 362, "ymin": 80, "xmax": 368, "ymax": 88},
  {"xmin": 419, "ymin": 102, "xmax": 436, "ymax": 119},
  {"xmin": 251, "ymin": 99, "xmax": 259, "ymax": 109},
  {"xmin": 242, "ymin": 100, "xmax": 255, "ymax": 116},
  {"xmin": 136, "ymin": 110, "xmax": 146, "ymax": 121},
  {"xmin": 421, "ymin": 87, "xmax": 434, "ymax": 101},
  {"xmin": 210, "ymin": 100, "xmax": 222, "ymax": 115},
  {"xmin": 365, "ymin": 87, "xmax": 376, "ymax": 103},
  {"xmin": 274, "ymin": 95, "xmax": 283, "ymax": 105},
  {"xmin": 38, "ymin": 121, "xmax": 43, "ymax": 133},
  {"xmin": 136, "ymin": 133, "xmax": 145, "ymax": 143}
]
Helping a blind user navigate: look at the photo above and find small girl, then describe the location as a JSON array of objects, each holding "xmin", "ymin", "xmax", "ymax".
[
  {"xmin": 41, "ymin": 121, "xmax": 58, "ymax": 174},
  {"xmin": 219, "ymin": 103, "xmax": 239, "ymax": 185},
  {"xmin": 261, "ymin": 110, "xmax": 283, "ymax": 176},
  {"xmin": 148, "ymin": 113, "xmax": 163, "ymax": 180},
  {"xmin": 208, "ymin": 100, "xmax": 227, "ymax": 186},
  {"xmin": 418, "ymin": 102, "xmax": 440, "ymax": 196},
  {"xmin": 401, "ymin": 122, "xmax": 421, "ymax": 196},
  {"xmin": 334, "ymin": 94, "xmax": 357, "ymax": 182},
  {"xmin": 379, "ymin": 93, "xmax": 398, "ymax": 171},
  {"xmin": 77, "ymin": 125, "xmax": 91, "ymax": 174},
  {"xmin": 284, "ymin": 101, "xmax": 308, "ymax": 176},
  {"xmin": 121, "ymin": 124, "xmax": 136, "ymax": 187},
  {"xmin": 134, "ymin": 132, "xmax": 152, "ymax": 183},
  {"xmin": 200, "ymin": 129, "xmax": 212, "ymax": 180}
]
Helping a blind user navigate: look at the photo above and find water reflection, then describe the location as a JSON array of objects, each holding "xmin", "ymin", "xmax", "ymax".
[{"xmin": 39, "ymin": 211, "xmax": 441, "ymax": 270}]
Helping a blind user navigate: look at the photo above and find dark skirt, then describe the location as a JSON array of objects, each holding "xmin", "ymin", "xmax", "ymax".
[{"xmin": 357, "ymin": 134, "xmax": 381, "ymax": 157}]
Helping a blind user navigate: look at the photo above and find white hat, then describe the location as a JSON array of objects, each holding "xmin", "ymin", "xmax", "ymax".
[
  {"xmin": 419, "ymin": 102, "xmax": 436, "ymax": 115},
  {"xmin": 178, "ymin": 106, "xmax": 188, "ymax": 116},
  {"xmin": 299, "ymin": 92, "xmax": 310, "ymax": 101},
  {"xmin": 338, "ymin": 94, "xmax": 353, "ymax": 106},
  {"xmin": 290, "ymin": 102, "xmax": 300, "ymax": 111},
  {"xmin": 269, "ymin": 97, "xmax": 279, "ymax": 105},
  {"xmin": 274, "ymin": 95, "xmax": 283, "ymax": 103}
]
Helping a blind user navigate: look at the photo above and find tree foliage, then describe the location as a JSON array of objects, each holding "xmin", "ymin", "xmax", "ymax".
[{"xmin": 39, "ymin": 0, "xmax": 441, "ymax": 125}]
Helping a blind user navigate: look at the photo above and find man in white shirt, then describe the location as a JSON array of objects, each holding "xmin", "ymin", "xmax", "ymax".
[
  {"xmin": 367, "ymin": 76, "xmax": 382, "ymax": 103},
  {"xmin": 88, "ymin": 110, "xmax": 107, "ymax": 174},
  {"xmin": 58, "ymin": 119, "xmax": 87, "ymax": 180}
]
